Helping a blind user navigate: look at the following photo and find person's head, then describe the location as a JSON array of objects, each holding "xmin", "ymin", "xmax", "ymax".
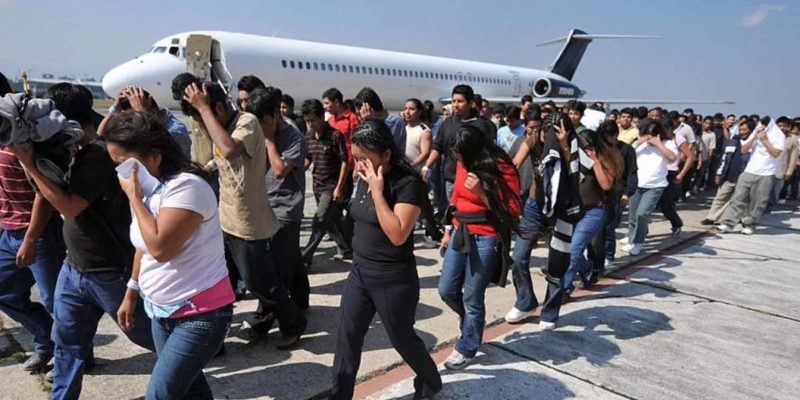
[
  {"xmin": 504, "ymin": 106, "xmax": 522, "ymax": 129},
  {"xmin": 491, "ymin": 103, "xmax": 506, "ymax": 120},
  {"xmin": 236, "ymin": 75, "xmax": 265, "ymax": 110},
  {"xmin": 171, "ymin": 73, "xmax": 230, "ymax": 123},
  {"xmin": 423, "ymin": 100, "xmax": 436, "ymax": 117},
  {"xmin": 480, "ymin": 99, "xmax": 491, "ymax": 117},
  {"xmin": 668, "ymin": 110, "xmax": 681, "ymax": 123},
  {"xmin": 541, "ymin": 101, "xmax": 554, "ymax": 119},
  {"xmin": 451, "ymin": 85, "xmax": 474, "ymax": 118},
  {"xmin": 0, "ymin": 71, "xmax": 13, "ymax": 96},
  {"xmin": 683, "ymin": 108, "xmax": 694, "ymax": 118},
  {"xmin": 472, "ymin": 94, "xmax": 483, "ymax": 112},
  {"xmin": 46, "ymin": 83, "xmax": 95, "ymax": 133},
  {"xmin": 568, "ymin": 101, "xmax": 586, "ymax": 126},
  {"xmin": 739, "ymin": 119, "xmax": 756, "ymax": 138},
  {"xmin": 579, "ymin": 126, "xmax": 622, "ymax": 178},
  {"xmin": 792, "ymin": 121, "xmax": 800, "ymax": 134},
  {"xmin": 246, "ymin": 86, "xmax": 283, "ymax": 135},
  {"xmin": 280, "ymin": 94, "xmax": 295, "ymax": 117},
  {"xmin": 350, "ymin": 119, "xmax": 418, "ymax": 180},
  {"xmin": 618, "ymin": 108, "xmax": 635, "ymax": 129},
  {"xmin": 525, "ymin": 113, "xmax": 543, "ymax": 143},
  {"xmin": 750, "ymin": 114, "xmax": 760, "ymax": 123},
  {"xmin": 355, "ymin": 87, "xmax": 385, "ymax": 119},
  {"xmin": 403, "ymin": 98, "xmax": 424, "ymax": 125},
  {"xmin": 702, "ymin": 116, "xmax": 713, "ymax": 131},
  {"xmin": 322, "ymin": 87, "xmax": 344, "ymax": 115},
  {"xmin": 609, "ymin": 109, "xmax": 619, "ymax": 122},
  {"xmin": 648, "ymin": 107, "xmax": 663, "ymax": 120},
  {"xmin": 105, "ymin": 110, "xmax": 197, "ymax": 181},
  {"xmin": 776, "ymin": 116, "xmax": 792, "ymax": 134},
  {"xmin": 301, "ymin": 99, "xmax": 326, "ymax": 134},
  {"xmin": 453, "ymin": 124, "xmax": 519, "ymax": 231},
  {"xmin": 520, "ymin": 95, "xmax": 533, "ymax": 112},
  {"xmin": 118, "ymin": 87, "xmax": 159, "ymax": 112},
  {"xmin": 725, "ymin": 114, "xmax": 736, "ymax": 128},
  {"xmin": 596, "ymin": 119, "xmax": 620, "ymax": 145},
  {"xmin": 641, "ymin": 119, "xmax": 669, "ymax": 141}
]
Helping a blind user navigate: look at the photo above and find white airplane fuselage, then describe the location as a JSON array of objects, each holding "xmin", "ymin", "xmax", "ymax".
[{"xmin": 102, "ymin": 31, "xmax": 576, "ymax": 110}]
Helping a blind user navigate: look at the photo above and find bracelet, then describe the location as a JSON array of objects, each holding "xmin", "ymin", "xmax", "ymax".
[
  {"xmin": 126, "ymin": 279, "xmax": 140, "ymax": 292},
  {"xmin": 108, "ymin": 105, "xmax": 117, "ymax": 115}
]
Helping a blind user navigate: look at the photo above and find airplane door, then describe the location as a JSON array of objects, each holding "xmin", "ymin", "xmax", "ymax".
[
  {"xmin": 186, "ymin": 34, "xmax": 213, "ymax": 80},
  {"xmin": 511, "ymin": 72, "xmax": 521, "ymax": 97}
]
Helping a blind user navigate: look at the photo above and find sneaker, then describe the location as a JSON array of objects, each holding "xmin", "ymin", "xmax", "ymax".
[
  {"xmin": 420, "ymin": 236, "xmax": 439, "ymax": 249},
  {"xmin": 741, "ymin": 227, "xmax": 754, "ymax": 235},
  {"xmin": 671, "ymin": 226, "xmax": 682, "ymax": 238},
  {"xmin": 274, "ymin": 333, "xmax": 302, "ymax": 350},
  {"xmin": 700, "ymin": 219, "xmax": 715, "ymax": 226},
  {"xmin": 604, "ymin": 259, "xmax": 614, "ymax": 268},
  {"xmin": 619, "ymin": 236, "xmax": 631, "ymax": 245},
  {"xmin": 236, "ymin": 321, "xmax": 267, "ymax": 342},
  {"xmin": 539, "ymin": 320, "xmax": 556, "ymax": 331},
  {"xmin": 504, "ymin": 307, "xmax": 534, "ymax": 324},
  {"xmin": 716, "ymin": 224, "xmax": 732, "ymax": 233},
  {"xmin": 22, "ymin": 353, "xmax": 51, "ymax": 373},
  {"xmin": 628, "ymin": 243, "xmax": 644, "ymax": 256},
  {"xmin": 621, "ymin": 243, "xmax": 634, "ymax": 252},
  {"xmin": 443, "ymin": 349, "xmax": 473, "ymax": 370},
  {"xmin": 332, "ymin": 250, "xmax": 353, "ymax": 261}
]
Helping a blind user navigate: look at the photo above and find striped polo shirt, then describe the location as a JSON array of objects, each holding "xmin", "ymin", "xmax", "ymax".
[{"xmin": 0, "ymin": 147, "xmax": 35, "ymax": 230}]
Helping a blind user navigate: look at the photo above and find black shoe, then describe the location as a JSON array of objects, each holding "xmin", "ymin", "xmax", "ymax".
[
  {"xmin": 700, "ymin": 219, "xmax": 715, "ymax": 226},
  {"xmin": 671, "ymin": 226, "xmax": 682, "ymax": 237},
  {"xmin": 22, "ymin": 353, "xmax": 51, "ymax": 372},
  {"xmin": 413, "ymin": 376, "xmax": 442, "ymax": 399},
  {"xmin": 332, "ymin": 250, "xmax": 352, "ymax": 261},
  {"xmin": 274, "ymin": 333, "xmax": 302, "ymax": 350},
  {"xmin": 214, "ymin": 343, "xmax": 226, "ymax": 358}
]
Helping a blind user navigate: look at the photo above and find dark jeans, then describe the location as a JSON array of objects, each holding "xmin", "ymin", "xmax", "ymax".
[
  {"xmin": 659, "ymin": 171, "xmax": 683, "ymax": 230},
  {"xmin": 332, "ymin": 265, "xmax": 441, "ymax": 399},
  {"xmin": 51, "ymin": 263, "xmax": 155, "ymax": 400},
  {"xmin": 223, "ymin": 233, "xmax": 305, "ymax": 335},
  {"xmin": 272, "ymin": 221, "xmax": 310, "ymax": 310},
  {"xmin": 588, "ymin": 201, "xmax": 622, "ymax": 270},
  {"xmin": 510, "ymin": 197, "xmax": 545, "ymax": 312},
  {"xmin": 147, "ymin": 305, "xmax": 232, "ymax": 400},
  {"xmin": 302, "ymin": 192, "xmax": 350, "ymax": 262},
  {"xmin": 438, "ymin": 234, "xmax": 498, "ymax": 358},
  {"xmin": 0, "ymin": 217, "xmax": 64, "ymax": 356},
  {"xmin": 420, "ymin": 194, "xmax": 443, "ymax": 241}
]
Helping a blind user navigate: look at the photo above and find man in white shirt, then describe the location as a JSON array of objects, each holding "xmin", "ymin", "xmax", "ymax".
[{"xmin": 718, "ymin": 121, "xmax": 785, "ymax": 234}]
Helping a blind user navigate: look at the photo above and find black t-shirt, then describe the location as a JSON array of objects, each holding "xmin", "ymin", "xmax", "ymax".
[
  {"xmin": 63, "ymin": 141, "xmax": 133, "ymax": 273},
  {"xmin": 350, "ymin": 169, "xmax": 422, "ymax": 270}
]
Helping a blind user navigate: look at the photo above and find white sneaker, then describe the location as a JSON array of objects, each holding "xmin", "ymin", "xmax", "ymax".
[
  {"xmin": 741, "ymin": 227, "xmax": 754, "ymax": 235},
  {"xmin": 619, "ymin": 236, "xmax": 630, "ymax": 245},
  {"xmin": 621, "ymin": 243, "xmax": 633, "ymax": 252},
  {"xmin": 444, "ymin": 349, "xmax": 473, "ymax": 370},
  {"xmin": 716, "ymin": 224, "xmax": 732, "ymax": 233},
  {"xmin": 628, "ymin": 243, "xmax": 644, "ymax": 256},
  {"xmin": 505, "ymin": 307, "xmax": 534, "ymax": 324},
  {"xmin": 604, "ymin": 259, "xmax": 613, "ymax": 268},
  {"xmin": 539, "ymin": 320, "xmax": 556, "ymax": 331}
]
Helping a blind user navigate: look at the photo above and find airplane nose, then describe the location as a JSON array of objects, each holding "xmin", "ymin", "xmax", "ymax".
[
  {"xmin": 101, "ymin": 63, "xmax": 127, "ymax": 98},
  {"xmin": 101, "ymin": 54, "xmax": 186, "ymax": 108}
]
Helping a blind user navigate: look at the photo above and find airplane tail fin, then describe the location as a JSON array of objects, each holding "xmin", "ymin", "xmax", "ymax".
[{"xmin": 539, "ymin": 29, "xmax": 659, "ymax": 81}]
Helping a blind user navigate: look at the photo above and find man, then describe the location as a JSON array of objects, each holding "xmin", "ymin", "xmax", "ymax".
[
  {"xmin": 617, "ymin": 108, "xmax": 640, "ymax": 144},
  {"xmin": 769, "ymin": 116, "xmax": 795, "ymax": 207},
  {"xmin": 496, "ymin": 106, "xmax": 525, "ymax": 153},
  {"xmin": 0, "ymin": 78, "xmax": 65, "ymax": 374},
  {"xmin": 490, "ymin": 103, "xmax": 507, "ymax": 129},
  {"xmin": 175, "ymin": 74, "xmax": 306, "ymax": 347},
  {"xmin": 520, "ymin": 95, "xmax": 533, "ymax": 119},
  {"xmin": 354, "ymin": 87, "xmax": 406, "ymax": 153},
  {"xmin": 248, "ymin": 86, "xmax": 310, "ymax": 311},
  {"xmin": 673, "ymin": 112, "xmax": 698, "ymax": 199},
  {"xmin": 300, "ymin": 99, "xmax": 352, "ymax": 265},
  {"xmin": 567, "ymin": 100, "xmax": 587, "ymax": 133},
  {"xmin": 280, "ymin": 93, "xmax": 307, "ymax": 134},
  {"xmin": 11, "ymin": 83, "xmax": 154, "ymax": 400},
  {"xmin": 422, "ymin": 85, "xmax": 496, "ymax": 201},
  {"xmin": 701, "ymin": 120, "xmax": 755, "ymax": 225},
  {"xmin": 236, "ymin": 74, "xmax": 265, "ymax": 110},
  {"xmin": 718, "ymin": 119, "xmax": 785, "ymax": 234},
  {"xmin": 322, "ymin": 87, "xmax": 360, "ymax": 165},
  {"xmin": 479, "ymin": 99, "xmax": 491, "ymax": 119},
  {"xmin": 696, "ymin": 116, "xmax": 717, "ymax": 191}
]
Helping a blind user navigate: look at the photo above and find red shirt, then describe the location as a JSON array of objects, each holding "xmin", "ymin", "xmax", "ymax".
[
  {"xmin": 0, "ymin": 147, "xmax": 35, "ymax": 230},
  {"xmin": 451, "ymin": 160, "xmax": 521, "ymax": 236},
  {"xmin": 327, "ymin": 109, "xmax": 360, "ymax": 164}
]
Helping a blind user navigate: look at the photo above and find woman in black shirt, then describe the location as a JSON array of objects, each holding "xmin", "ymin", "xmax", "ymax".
[{"xmin": 331, "ymin": 119, "xmax": 441, "ymax": 399}]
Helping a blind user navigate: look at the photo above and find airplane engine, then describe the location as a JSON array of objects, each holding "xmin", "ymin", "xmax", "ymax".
[{"xmin": 532, "ymin": 77, "xmax": 580, "ymax": 98}]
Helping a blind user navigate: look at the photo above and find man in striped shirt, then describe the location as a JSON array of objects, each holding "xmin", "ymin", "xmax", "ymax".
[{"xmin": 0, "ymin": 146, "xmax": 66, "ymax": 372}]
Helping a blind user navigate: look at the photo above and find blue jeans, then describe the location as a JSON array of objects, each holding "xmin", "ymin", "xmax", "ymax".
[
  {"xmin": 438, "ymin": 234, "xmax": 498, "ymax": 358},
  {"xmin": 147, "ymin": 305, "xmax": 232, "ymax": 400},
  {"xmin": 628, "ymin": 187, "xmax": 666, "ymax": 244},
  {"xmin": 445, "ymin": 180, "xmax": 455, "ymax": 204},
  {"xmin": 604, "ymin": 202, "xmax": 622, "ymax": 261},
  {"xmin": 562, "ymin": 207, "xmax": 605, "ymax": 294},
  {"xmin": 511, "ymin": 197, "xmax": 545, "ymax": 312},
  {"xmin": 51, "ymin": 263, "xmax": 155, "ymax": 400},
  {"xmin": 0, "ymin": 217, "xmax": 64, "ymax": 356}
]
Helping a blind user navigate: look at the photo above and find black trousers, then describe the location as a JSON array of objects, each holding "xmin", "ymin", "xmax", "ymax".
[
  {"xmin": 272, "ymin": 221, "xmax": 310, "ymax": 310},
  {"xmin": 223, "ymin": 233, "xmax": 306, "ymax": 335},
  {"xmin": 658, "ymin": 171, "xmax": 683, "ymax": 230},
  {"xmin": 302, "ymin": 192, "xmax": 351, "ymax": 262},
  {"xmin": 420, "ymin": 194, "xmax": 443, "ymax": 241},
  {"xmin": 331, "ymin": 265, "xmax": 441, "ymax": 399}
]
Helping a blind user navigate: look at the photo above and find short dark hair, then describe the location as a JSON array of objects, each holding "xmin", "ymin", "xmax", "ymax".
[
  {"xmin": 491, "ymin": 103, "xmax": 506, "ymax": 114},
  {"xmin": 726, "ymin": 114, "xmax": 736, "ymax": 119},
  {"xmin": 713, "ymin": 113, "xmax": 725, "ymax": 119},
  {"xmin": 322, "ymin": 87, "xmax": 343, "ymax": 103},
  {"xmin": 237, "ymin": 75, "xmax": 265, "ymax": 93},
  {"xmin": 524, "ymin": 112, "xmax": 542, "ymax": 124},
  {"xmin": 620, "ymin": 107, "xmax": 633, "ymax": 117},
  {"xmin": 571, "ymin": 101, "xmax": 586, "ymax": 115},
  {"xmin": 776, "ymin": 116, "xmax": 791, "ymax": 125},
  {"xmin": 683, "ymin": 108, "xmax": 694, "ymax": 115},
  {"xmin": 452, "ymin": 85, "xmax": 474, "ymax": 103},
  {"xmin": 521, "ymin": 95, "xmax": 533, "ymax": 104},
  {"xmin": 246, "ymin": 86, "xmax": 282, "ymax": 120},
  {"xmin": 473, "ymin": 94, "xmax": 483, "ymax": 107},
  {"xmin": 171, "ymin": 73, "xmax": 228, "ymax": 117},
  {"xmin": 505, "ymin": 106, "xmax": 522, "ymax": 119},
  {"xmin": 0, "ymin": 71, "xmax": 13, "ymax": 96},
  {"xmin": 281, "ymin": 93, "xmax": 295, "ymax": 110},
  {"xmin": 355, "ymin": 87, "xmax": 384, "ymax": 112},
  {"xmin": 301, "ymin": 99, "xmax": 325, "ymax": 119},
  {"xmin": 45, "ymin": 83, "xmax": 94, "ymax": 124}
]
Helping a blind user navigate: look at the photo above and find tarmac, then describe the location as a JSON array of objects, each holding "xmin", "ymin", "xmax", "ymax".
[{"xmin": 1, "ymin": 182, "xmax": 799, "ymax": 400}]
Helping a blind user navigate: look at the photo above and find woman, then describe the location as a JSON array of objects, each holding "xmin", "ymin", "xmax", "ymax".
[
  {"xmin": 403, "ymin": 98, "xmax": 433, "ymax": 169},
  {"xmin": 438, "ymin": 124, "xmax": 521, "ymax": 370},
  {"xmin": 623, "ymin": 121, "xmax": 678, "ymax": 255},
  {"xmin": 331, "ymin": 120, "xmax": 441, "ymax": 399},
  {"xmin": 559, "ymin": 126, "xmax": 622, "ymax": 304},
  {"xmin": 659, "ymin": 118, "xmax": 694, "ymax": 237},
  {"xmin": 109, "ymin": 111, "xmax": 234, "ymax": 400}
]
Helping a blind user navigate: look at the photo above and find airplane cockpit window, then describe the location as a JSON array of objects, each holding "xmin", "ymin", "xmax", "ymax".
[
  {"xmin": 168, "ymin": 46, "xmax": 179, "ymax": 57},
  {"xmin": 153, "ymin": 47, "xmax": 167, "ymax": 54}
]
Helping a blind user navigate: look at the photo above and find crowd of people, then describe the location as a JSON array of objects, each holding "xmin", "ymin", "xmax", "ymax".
[{"xmin": 0, "ymin": 69, "xmax": 798, "ymax": 399}]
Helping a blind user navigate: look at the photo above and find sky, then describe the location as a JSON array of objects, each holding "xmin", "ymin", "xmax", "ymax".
[{"xmin": 1, "ymin": 0, "xmax": 797, "ymax": 116}]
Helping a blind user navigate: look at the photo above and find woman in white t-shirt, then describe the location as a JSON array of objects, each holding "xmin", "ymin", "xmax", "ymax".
[
  {"xmin": 403, "ymin": 98, "xmax": 432, "ymax": 170},
  {"xmin": 623, "ymin": 120, "xmax": 677, "ymax": 255},
  {"xmin": 107, "ymin": 111, "xmax": 234, "ymax": 400}
]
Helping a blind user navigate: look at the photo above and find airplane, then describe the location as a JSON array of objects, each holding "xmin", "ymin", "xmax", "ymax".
[{"xmin": 101, "ymin": 29, "xmax": 733, "ymax": 111}]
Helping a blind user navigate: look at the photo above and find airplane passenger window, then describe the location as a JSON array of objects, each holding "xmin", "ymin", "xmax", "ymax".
[
  {"xmin": 328, "ymin": 64, "xmax": 333, "ymax": 71},
  {"xmin": 368, "ymin": 67, "xmax": 373, "ymax": 74},
  {"xmin": 321, "ymin": 63, "xmax": 326, "ymax": 71},
  {"xmin": 298, "ymin": 61, "xmax": 303, "ymax": 69},
  {"xmin": 314, "ymin": 62, "xmax": 318, "ymax": 70},
  {"xmin": 380, "ymin": 68, "xmax": 385, "ymax": 75},
  {"xmin": 349, "ymin": 65, "xmax": 353, "ymax": 73},
  {"xmin": 290, "ymin": 61, "xmax": 295, "ymax": 68},
  {"xmin": 393, "ymin": 69, "xmax": 397, "ymax": 76},
  {"xmin": 282, "ymin": 60, "xmax": 287, "ymax": 68},
  {"xmin": 306, "ymin": 62, "xmax": 311, "ymax": 69}
]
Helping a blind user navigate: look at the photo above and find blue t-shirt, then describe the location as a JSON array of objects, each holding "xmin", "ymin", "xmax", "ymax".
[
  {"xmin": 496, "ymin": 124, "xmax": 526, "ymax": 153},
  {"xmin": 384, "ymin": 114, "xmax": 407, "ymax": 154}
]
